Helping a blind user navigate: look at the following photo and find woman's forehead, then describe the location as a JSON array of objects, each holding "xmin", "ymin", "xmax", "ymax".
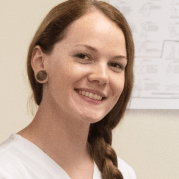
[{"xmin": 62, "ymin": 10, "xmax": 126, "ymax": 49}]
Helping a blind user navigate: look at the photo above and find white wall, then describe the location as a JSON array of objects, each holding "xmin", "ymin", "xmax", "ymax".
[
  {"xmin": 113, "ymin": 109, "xmax": 179, "ymax": 179},
  {"xmin": 0, "ymin": 1, "xmax": 178, "ymax": 179}
]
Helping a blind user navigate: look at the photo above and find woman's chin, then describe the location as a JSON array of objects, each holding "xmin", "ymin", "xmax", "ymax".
[{"xmin": 79, "ymin": 111, "xmax": 104, "ymax": 124}]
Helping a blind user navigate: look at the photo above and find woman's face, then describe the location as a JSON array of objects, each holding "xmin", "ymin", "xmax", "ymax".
[{"xmin": 43, "ymin": 10, "xmax": 127, "ymax": 124}]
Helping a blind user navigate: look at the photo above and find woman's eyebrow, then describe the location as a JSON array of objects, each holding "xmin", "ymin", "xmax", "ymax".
[
  {"xmin": 113, "ymin": 55, "xmax": 127, "ymax": 61},
  {"xmin": 75, "ymin": 44, "xmax": 98, "ymax": 52},
  {"xmin": 75, "ymin": 44, "xmax": 127, "ymax": 60}
]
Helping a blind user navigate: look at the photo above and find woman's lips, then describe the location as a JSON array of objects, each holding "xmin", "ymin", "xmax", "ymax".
[
  {"xmin": 78, "ymin": 90, "xmax": 103, "ymax": 101},
  {"xmin": 75, "ymin": 88, "xmax": 107, "ymax": 104}
]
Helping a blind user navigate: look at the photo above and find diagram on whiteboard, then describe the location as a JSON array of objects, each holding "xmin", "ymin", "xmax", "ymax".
[{"xmin": 109, "ymin": 0, "xmax": 179, "ymax": 107}]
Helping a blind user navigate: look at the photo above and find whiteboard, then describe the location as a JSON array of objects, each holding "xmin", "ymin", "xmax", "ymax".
[{"xmin": 109, "ymin": 0, "xmax": 179, "ymax": 109}]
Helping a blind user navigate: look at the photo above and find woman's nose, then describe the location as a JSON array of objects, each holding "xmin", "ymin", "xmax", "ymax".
[{"xmin": 88, "ymin": 63, "xmax": 109, "ymax": 86}]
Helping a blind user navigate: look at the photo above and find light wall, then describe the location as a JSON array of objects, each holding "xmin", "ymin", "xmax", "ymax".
[
  {"xmin": 0, "ymin": 1, "xmax": 178, "ymax": 179},
  {"xmin": 113, "ymin": 109, "xmax": 179, "ymax": 179}
]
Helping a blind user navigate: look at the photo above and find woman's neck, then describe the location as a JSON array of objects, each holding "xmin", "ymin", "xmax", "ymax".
[{"xmin": 18, "ymin": 99, "xmax": 93, "ymax": 174}]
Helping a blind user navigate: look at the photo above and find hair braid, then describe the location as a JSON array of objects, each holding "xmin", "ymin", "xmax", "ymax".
[
  {"xmin": 88, "ymin": 122, "xmax": 123, "ymax": 179},
  {"xmin": 26, "ymin": 0, "xmax": 134, "ymax": 178}
]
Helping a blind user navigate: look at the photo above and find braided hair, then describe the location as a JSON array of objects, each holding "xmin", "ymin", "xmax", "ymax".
[{"xmin": 27, "ymin": 1, "xmax": 134, "ymax": 178}]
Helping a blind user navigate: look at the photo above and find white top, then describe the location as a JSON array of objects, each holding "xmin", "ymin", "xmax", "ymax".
[{"xmin": 0, "ymin": 134, "xmax": 136, "ymax": 179}]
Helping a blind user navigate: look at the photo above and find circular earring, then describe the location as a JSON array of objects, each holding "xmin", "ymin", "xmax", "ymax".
[{"xmin": 36, "ymin": 70, "xmax": 47, "ymax": 82}]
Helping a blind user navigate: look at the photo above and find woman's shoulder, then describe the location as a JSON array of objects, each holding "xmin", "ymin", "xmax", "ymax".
[
  {"xmin": 0, "ymin": 134, "xmax": 21, "ymax": 178},
  {"xmin": 0, "ymin": 134, "xmax": 18, "ymax": 159},
  {"xmin": 117, "ymin": 157, "xmax": 137, "ymax": 179}
]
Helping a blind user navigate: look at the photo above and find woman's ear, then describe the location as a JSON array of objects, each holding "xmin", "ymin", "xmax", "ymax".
[
  {"xmin": 31, "ymin": 45, "xmax": 45, "ymax": 72},
  {"xmin": 31, "ymin": 46, "xmax": 48, "ymax": 83}
]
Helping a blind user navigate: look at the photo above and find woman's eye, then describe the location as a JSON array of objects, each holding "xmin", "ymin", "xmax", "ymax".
[
  {"xmin": 75, "ymin": 53, "xmax": 89, "ymax": 60},
  {"xmin": 109, "ymin": 62, "xmax": 125, "ymax": 72},
  {"xmin": 74, "ymin": 53, "xmax": 92, "ymax": 63}
]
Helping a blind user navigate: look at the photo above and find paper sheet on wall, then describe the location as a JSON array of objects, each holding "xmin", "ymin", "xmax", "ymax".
[{"xmin": 109, "ymin": 0, "xmax": 179, "ymax": 109}]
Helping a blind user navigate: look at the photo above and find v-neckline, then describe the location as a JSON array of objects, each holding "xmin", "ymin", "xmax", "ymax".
[{"xmin": 13, "ymin": 134, "xmax": 101, "ymax": 179}]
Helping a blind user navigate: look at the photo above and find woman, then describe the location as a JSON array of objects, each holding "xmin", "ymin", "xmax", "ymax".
[{"xmin": 0, "ymin": 0, "xmax": 136, "ymax": 178}]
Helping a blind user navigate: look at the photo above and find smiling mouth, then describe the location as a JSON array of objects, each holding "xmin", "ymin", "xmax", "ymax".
[{"xmin": 75, "ymin": 89, "xmax": 106, "ymax": 101}]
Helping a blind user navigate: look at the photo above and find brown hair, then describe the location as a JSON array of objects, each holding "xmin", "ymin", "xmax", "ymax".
[{"xmin": 27, "ymin": 0, "xmax": 134, "ymax": 178}]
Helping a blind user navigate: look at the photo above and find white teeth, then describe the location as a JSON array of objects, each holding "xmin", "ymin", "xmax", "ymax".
[
  {"xmin": 97, "ymin": 95, "xmax": 102, "ymax": 100},
  {"xmin": 93, "ymin": 94, "xmax": 98, "ymax": 100},
  {"xmin": 78, "ymin": 90, "xmax": 103, "ymax": 101},
  {"xmin": 89, "ymin": 93, "xmax": 93, "ymax": 98}
]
